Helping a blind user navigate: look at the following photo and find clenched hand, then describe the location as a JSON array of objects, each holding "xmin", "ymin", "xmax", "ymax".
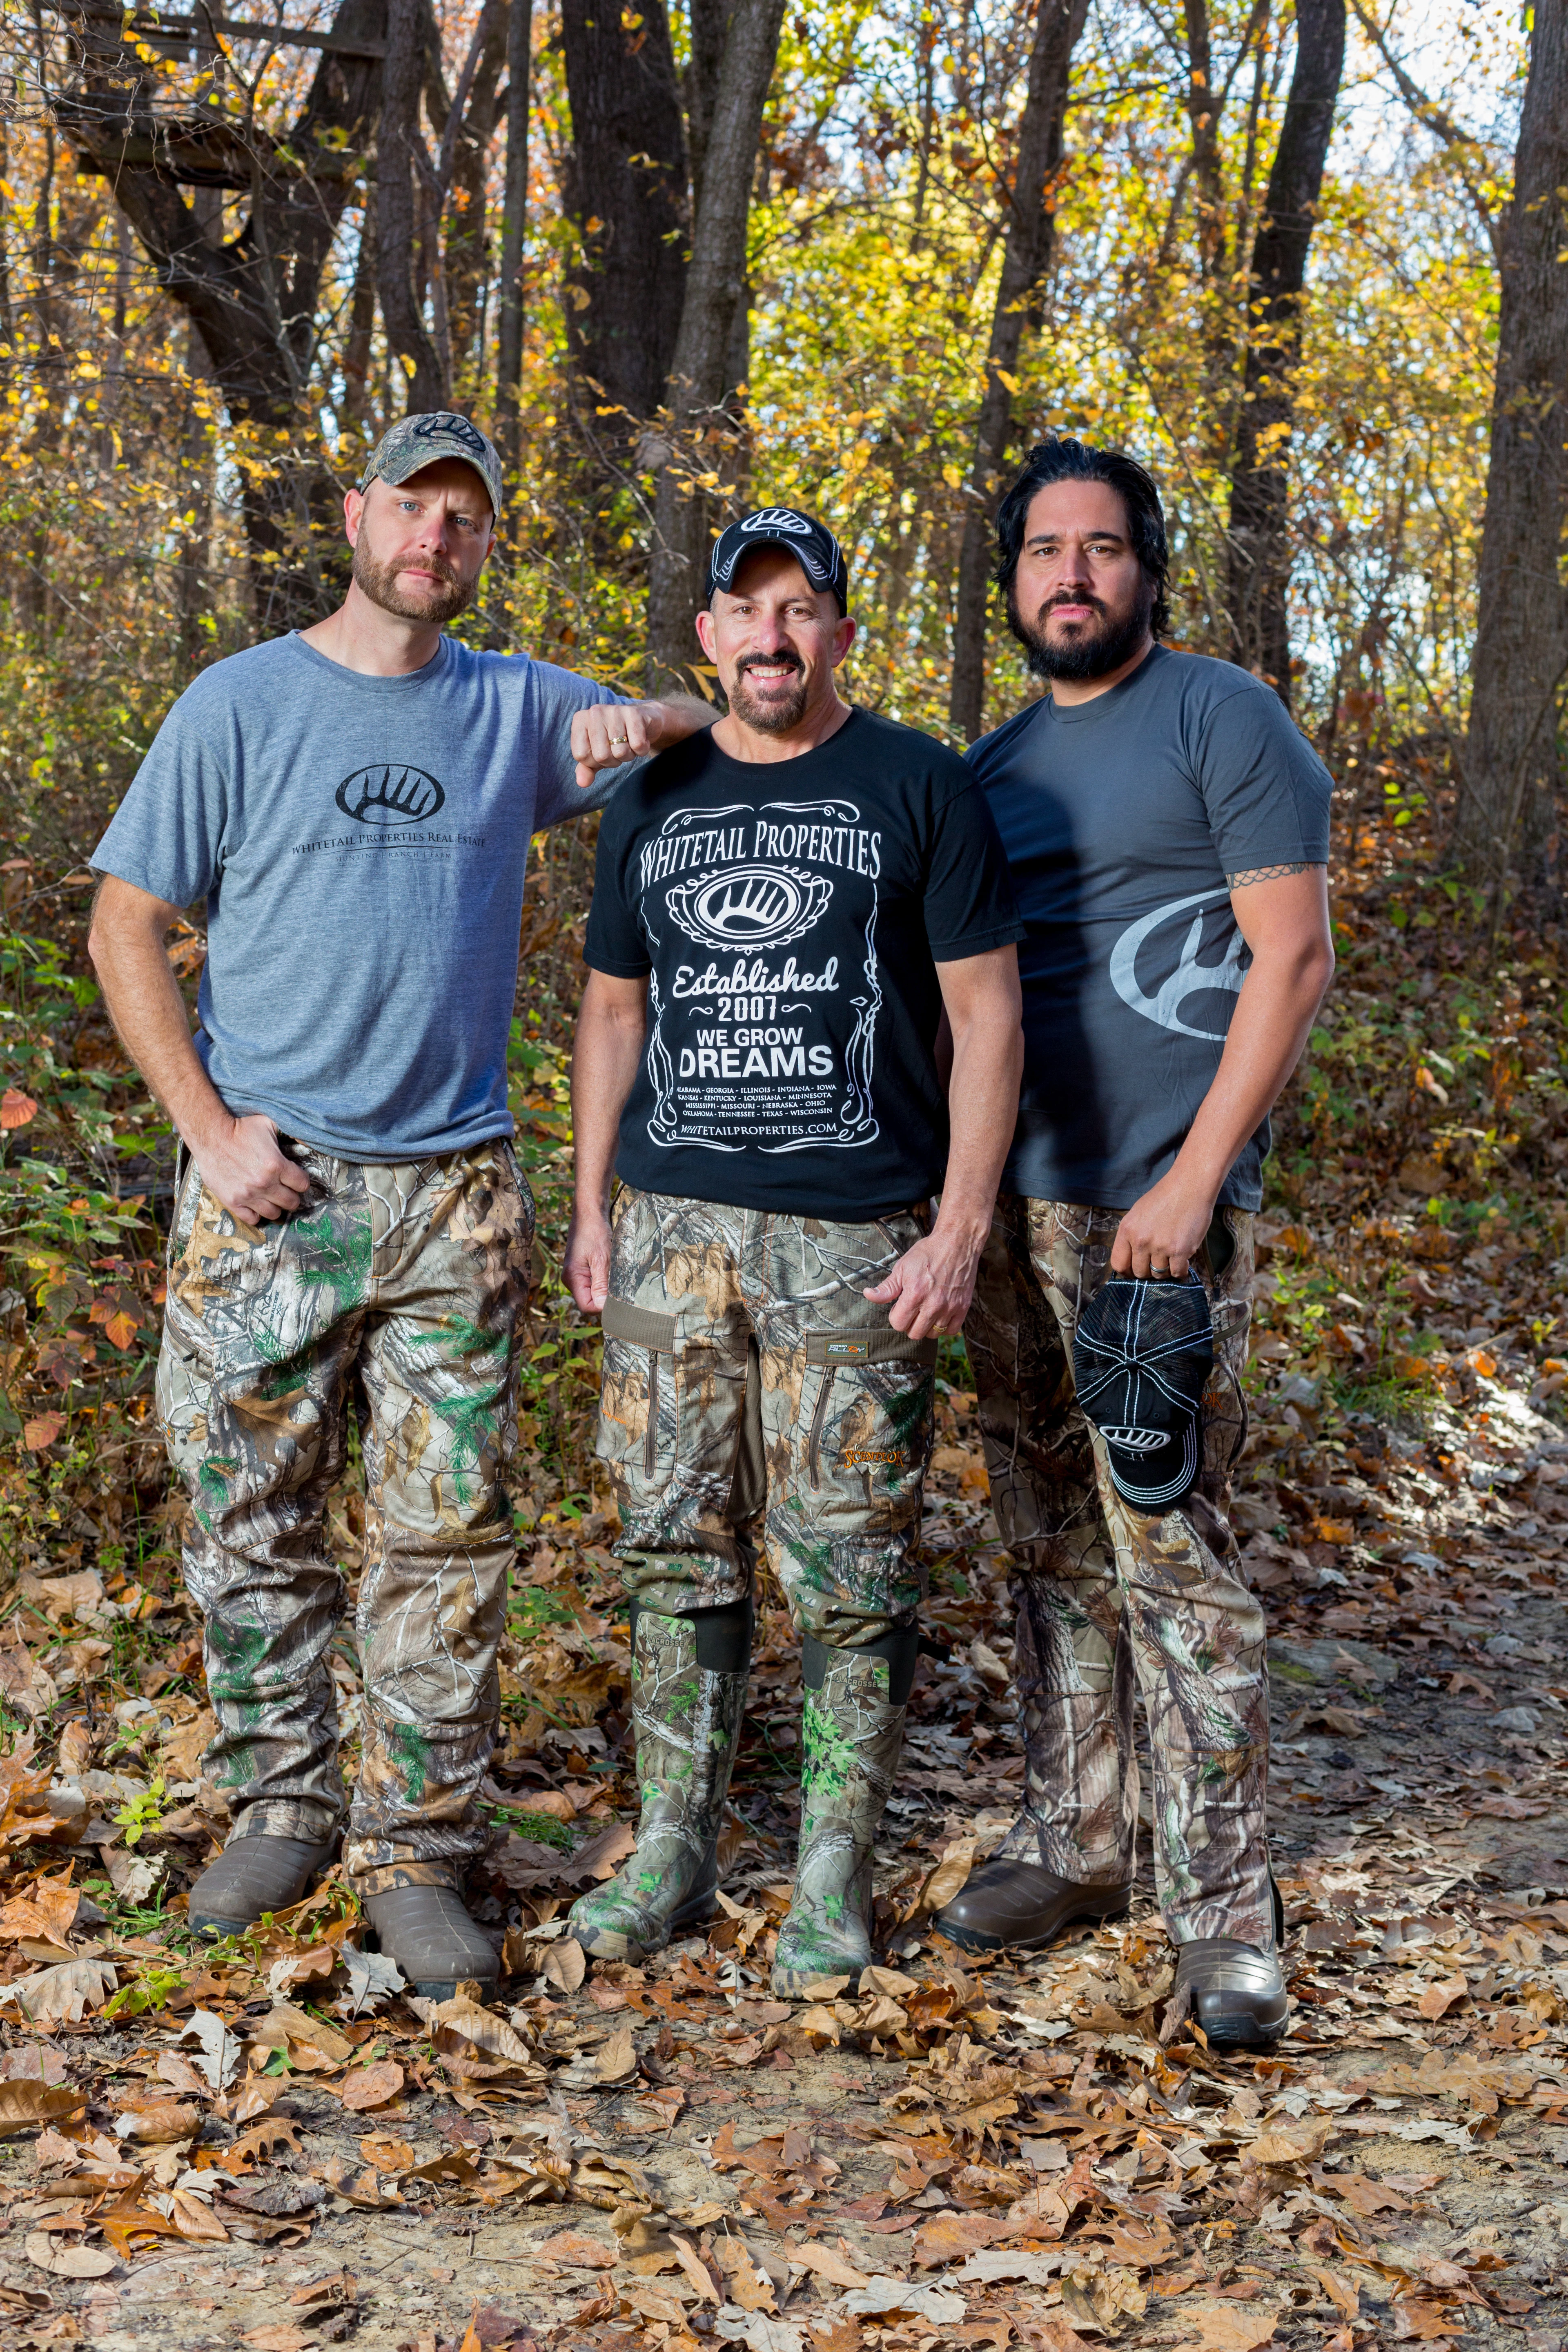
[
  {"xmin": 571, "ymin": 702, "xmax": 660, "ymax": 791},
  {"xmin": 197, "ymin": 1114, "xmax": 310, "ymax": 1228}
]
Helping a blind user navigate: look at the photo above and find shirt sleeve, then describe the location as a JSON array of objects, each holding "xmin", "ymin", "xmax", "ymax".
[
  {"xmin": 922, "ymin": 774, "xmax": 1027, "ymax": 960},
  {"xmin": 89, "ymin": 695, "xmax": 229, "ymax": 908},
  {"xmin": 583, "ymin": 795, "xmax": 652, "ymax": 978},
  {"xmin": 528, "ymin": 659, "xmax": 641, "ymax": 830},
  {"xmin": 1194, "ymin": 684, "xmax": 1334, "ymax": 874}
]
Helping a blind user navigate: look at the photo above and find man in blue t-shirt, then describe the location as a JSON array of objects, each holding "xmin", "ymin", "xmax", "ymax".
[
  {"xmin": 932, "ymin": 437, "xmax": 1335, "ymax": 2047},
  {"xmin": 87, "ymin": 411, "xmax": 713, "ymax": 1998}
]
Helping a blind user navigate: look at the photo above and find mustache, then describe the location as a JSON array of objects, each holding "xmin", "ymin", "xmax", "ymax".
[
  {"xmin": 1040, "ymin": 590, "xmax": 1109, "ymax": 619},
  {"xmin": 735, "ymin": 651, "xmax": 803, "ymax": 677}
]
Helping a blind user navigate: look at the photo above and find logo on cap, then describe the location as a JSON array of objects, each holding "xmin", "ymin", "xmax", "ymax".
[
  {"xmin": 411, "ymin": 412, "xmax": 490, "ymax": 459},
  {"xmin": 742, "ymin": 508, "xmax": 814, "ymax": 537}
]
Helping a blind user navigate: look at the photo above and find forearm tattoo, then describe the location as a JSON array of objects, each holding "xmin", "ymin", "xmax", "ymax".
[{"xmin": 1225, "ymin": 860, "xmax": 1321, "ymax": 889}]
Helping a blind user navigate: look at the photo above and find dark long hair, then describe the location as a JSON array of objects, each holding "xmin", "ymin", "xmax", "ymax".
[{"xmin": 994, "ymin": 437, "xmax": 1171, "ymax": 637}]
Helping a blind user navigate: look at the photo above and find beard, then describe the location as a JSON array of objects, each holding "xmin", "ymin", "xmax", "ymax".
[
  {"xmin": 728, "ymin": 652, "xmax": 809, "ymax": 733},
  {"xmin": 352, "ymin": 537, "xmax": 474, "ymax": 625},
  {"xmin": 1007, "ymin": 581, "xmax": 1154, "ymax": 682}
]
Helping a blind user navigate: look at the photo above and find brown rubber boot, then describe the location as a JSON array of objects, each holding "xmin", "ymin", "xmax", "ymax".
[
  {"xmin": 934, "ymin": 1859, "xmax": 1131, "ymax": 1953},
  {"xmin": 1171, "ymin": 1937, "xmax": 1287, "ymax": 2046},
  {"xmin": 365, "ymin": 1883, "xmax": 501, "ymax": 2002},
  {"xmin": 189, "ymin": 1833, "xmax": 337, "ymax": 1939}
]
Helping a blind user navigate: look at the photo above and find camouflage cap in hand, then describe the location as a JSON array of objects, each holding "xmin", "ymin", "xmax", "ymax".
[{"xmin": 356, "ymin": 410, "xmax": 504, "ymax": 516}]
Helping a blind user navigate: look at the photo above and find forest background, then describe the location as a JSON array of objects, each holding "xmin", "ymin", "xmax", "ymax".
[{"xmin": 0, "ymin": 0, "xmax": 1566, "ymax": 1628}]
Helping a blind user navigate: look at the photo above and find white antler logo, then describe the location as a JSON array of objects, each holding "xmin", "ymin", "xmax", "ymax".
[{"xmin": 1108, "ymin": 888, "xmax": 1245, "ymax": 1041}]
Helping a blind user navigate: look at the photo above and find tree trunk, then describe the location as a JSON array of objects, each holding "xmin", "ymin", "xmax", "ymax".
[
  {"xmin": 496, "ymin": 0, "xmax": 534, "ymax": 474},
  {"xmin": 947, "ymin": 0, "xmax": 1088, "ymax": 744},
  {"xmin": 1457, "ymin": 0, "xmax": 1568, "ymax": 891},
  {"xmin": 559, "ymin": 0, "xmax": 689, "ymax": 434},
  {"xmin": 1224, "ymin": 0, "xmax": 1345, "ymax": 704},
  {"xmin": 686, "ymin": 0, "xmax": 735, "ymax": 211},
  {"xmin": 377, "ymin": 0, "xmax": 445, "ymax": 410},
  {"xmin": 441, "ymin": 0, "xmax": 510, "ymax": 397},
  {"xmin": 57, "ymin": 0, "xmax": 386, "ymax": 626},
  {"xmin": 647, "ymin": 0, "xmax": 787, "ymax": 689}
]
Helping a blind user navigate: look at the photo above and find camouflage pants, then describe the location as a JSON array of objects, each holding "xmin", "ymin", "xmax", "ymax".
[
  {"xmin": 157, "ymin": 1138, "xmax": 533, "ymax": 1894},
  {"xmin": 597, "ymin": 1187, "xmax": 937, "ymax": 1643},
  {"xmin": 967, "ymin": 1196, "xmax": 1273, "ymax": 1948}
]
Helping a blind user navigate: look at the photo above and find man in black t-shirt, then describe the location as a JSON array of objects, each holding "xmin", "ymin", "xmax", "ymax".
[
  {"xmin": 564, "ymin": 508, "xmax": 1025, "ymax": 1992},
  {"xmin": 932, "ymin": 438, "xmax": 1335, "ymax": 2048}
]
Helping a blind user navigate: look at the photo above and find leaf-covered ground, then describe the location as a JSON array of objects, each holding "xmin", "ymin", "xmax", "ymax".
[
  {"xmin": 1, "ymin": 1328, "xmax": 1567, "ymax": 2352},
  {"xmin": 5, "ymin": 828, "xmax": 1568, "ymax": 2349}
]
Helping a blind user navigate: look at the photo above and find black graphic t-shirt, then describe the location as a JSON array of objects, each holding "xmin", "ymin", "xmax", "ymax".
[
  {"xmin": 967, "ymin": 645, "xmax": 1332, "ymax": 1211},
  {"xmin": 585, "ymin": 709, "xmax": 1024, "ymax": 1216}
]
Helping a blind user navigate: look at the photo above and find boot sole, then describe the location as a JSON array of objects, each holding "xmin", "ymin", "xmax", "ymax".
[
  {"xmin": 189, "ymin": 1911, "xmax": 257, "ymax": 1941},
  {"xmin": 409, "ymin": 1976, "xmax": 499, "ymax": 2003},
  {"xmin": 938, "ymin": 1889, "xmax": 1132, "ymax": 1956},
  {"xmin": 1197, "ymin": 2009, "xmax": 1289, "ymax": 2049}
]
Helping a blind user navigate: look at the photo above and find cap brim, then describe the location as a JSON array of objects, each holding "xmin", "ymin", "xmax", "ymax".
[
  {"xmin": 1102, "ymin": 1419, "xmax": 1199, "ymax": 1512},
  {"xmin": 367, "ymin": 450, "xmax": 500, "ymax": 514}
]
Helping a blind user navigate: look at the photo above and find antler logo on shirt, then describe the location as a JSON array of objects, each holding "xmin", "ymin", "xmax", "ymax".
[
  {"xmin": 1108, "ymin": 887, "xmax": 1245, "ymax": 1041},
  {"xmin": 665, "ymin": 864, "xmax": 833, "ymax": 951},
  {"xmin": 335, "ymin": 766, "xmax": 447, "ymax": 825}
]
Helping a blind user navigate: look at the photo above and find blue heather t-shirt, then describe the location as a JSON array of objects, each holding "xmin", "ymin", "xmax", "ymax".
[
  {"xmin": 967, "ymin": 645, "xmax": 1333, "ymax": 1211},
  {"xmin": 91, "ymin": 631, "xmax": 632, "ymax": 1160}
]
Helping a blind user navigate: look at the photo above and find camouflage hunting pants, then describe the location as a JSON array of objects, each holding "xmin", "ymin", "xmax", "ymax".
[
  {"xmin": 967, "ymin": 1196, "xmax": 1273, "ymax": 1948},
  {"xmin": 157, "ymin": 1137, "xmax": 533, "ymax": 1894},
  {"xmin": 597, "ymin": 1187, "xmax": 937, "ymax": 1644}
]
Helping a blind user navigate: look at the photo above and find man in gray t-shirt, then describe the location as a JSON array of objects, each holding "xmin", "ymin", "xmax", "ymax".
[
  {"xmin": 933, "ymin": 437, "xmax": 1334, "ymax": 2048},
  {"xmin": 89, "ymin": 411, "xmax": 713, "ymax": 1997}
]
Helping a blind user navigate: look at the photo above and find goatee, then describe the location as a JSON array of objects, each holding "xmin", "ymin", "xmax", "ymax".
[
  {"xmin": 1008, "ymin": 583, "xmax": 1154, "ymax": 682},
  {"xmin": 352, "ymin": 541, "xmax": 474, "ymax": 625},
  {"xmin": 729, "ymin": 657, "xmax": 808, "ymax": 734}
]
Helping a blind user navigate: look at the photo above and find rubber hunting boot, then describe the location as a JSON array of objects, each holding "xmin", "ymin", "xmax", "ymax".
[
  {"xmin": 571, "ymin": 1597, "xmax": 751, "ymax": 1964},
  {"xmin": 189, "ymin": 1831, "xmax": 337, "ymax": 1939},
  {"xmin": 772, "ymin": 1629, "xmax": 915, "ymax": 1998},
  {"xmin": 364, "ymin": 1881, "xmax": 502, "ymax": 2002}
]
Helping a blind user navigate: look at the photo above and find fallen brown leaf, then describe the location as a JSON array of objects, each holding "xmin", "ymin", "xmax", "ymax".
[
  {"xmin": 338, "ymin": 2060, "xmax": 404, "ymax": 2113},
  {"xmin": 1154, "ymin": 2300, "xmax": 1277, "ymax": 2349},
  {"xmin": 0, "ymin": 2080, "xmax": 85, "ymax": 2136},
  {"xmin": 23, "ymin": 2232, "xmax": 117, "ymax": 2278},
  {"xmin": 543, "ymin": 1936, "xmax": 586, "ymax": 1994},
  {"xmin": 537, "ymin": 2228, "xmax": 618, "ymax": 2269},
  {"xmin": 1417, "ymin": 1973, "xmax": 1468, "ymax": 2020}
]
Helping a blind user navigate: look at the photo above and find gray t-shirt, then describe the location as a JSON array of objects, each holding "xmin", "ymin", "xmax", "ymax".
[
  {"xmin": 967, "ymin": 645, "xmax": 1332, "ymax": 1211},
  {"xmin": 91, "ymin": 631, "xmax": 630, "ymax": 1160}
]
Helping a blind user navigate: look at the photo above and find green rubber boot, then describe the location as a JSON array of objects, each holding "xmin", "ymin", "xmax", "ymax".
[
  {"xmin": 772, "ymin": 1630, "xmax": 917, "ymax": 1999},
  {"xmin": 571, "ymin": 1598, "xmax": 751, "ymax": 1963}
]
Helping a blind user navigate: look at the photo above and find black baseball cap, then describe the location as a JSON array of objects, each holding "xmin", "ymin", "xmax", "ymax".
[
  {"xmin": 1072, "ymin": 1276, "xmax": 1215, "ymax": 1515},
  {"xmin": 705, "ymin": 507, "xmax": 849, "ymax": 611}
]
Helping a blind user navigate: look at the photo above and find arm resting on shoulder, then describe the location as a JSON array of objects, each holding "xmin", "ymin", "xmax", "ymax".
[
  {"xmin": 864, "ymin": 944, "xmax": 1024, "ymax": 1340},
  {"xmin": 1111, "ymin": 864, "xmax": 1335, "ymax": 1279},
  {"xmin": 564, "ymin": 968, "xmax": 650, "ymax": 1312},
  {"xmin": 570, "ymin": 693, "xmax": 716, "ymax": 791},
  {"xmin": 87, "ymin": 877, "xmax": 307, "ymax": 1226}
]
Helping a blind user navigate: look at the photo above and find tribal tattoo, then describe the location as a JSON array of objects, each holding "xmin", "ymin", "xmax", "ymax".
[{"xmin": 1225, "ymin": 860, "xmax": 1322, "ymax": 889}]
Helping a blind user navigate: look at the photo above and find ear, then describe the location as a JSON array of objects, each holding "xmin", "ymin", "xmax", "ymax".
[
  {"xmin": 344, "ymin": 487, "xmax": 365, "ymax": 548},
  {"xmin": 831, "ymin": 614, "xmax": 857, "ymax": 666},
  {"xmin": 694, "ymin": 606, "xmax": 718, "ymax": 661}
]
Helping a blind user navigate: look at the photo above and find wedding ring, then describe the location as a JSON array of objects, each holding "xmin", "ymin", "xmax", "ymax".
[{"xmin": 610, "ymin": 734, "xmax": 628, "ymax": 750}]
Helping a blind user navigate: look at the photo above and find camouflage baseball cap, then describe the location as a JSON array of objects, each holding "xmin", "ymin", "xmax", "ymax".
[{"xmin": 356, "ymin": 410, "xmax": 503, "ymax": 515}]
